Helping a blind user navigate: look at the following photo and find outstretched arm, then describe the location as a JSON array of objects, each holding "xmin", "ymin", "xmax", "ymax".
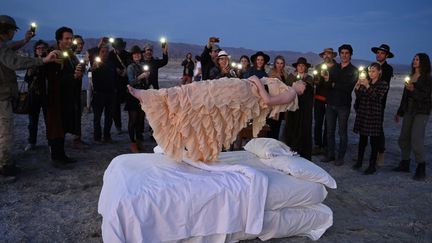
[{"xmin": 248, "ymin": 76, "xmax": 304, "ymax": 105}]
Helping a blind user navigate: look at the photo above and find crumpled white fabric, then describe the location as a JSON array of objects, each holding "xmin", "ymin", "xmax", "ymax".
[{"xmin": 99, "ymin": 153, "xmax": 268, "ymax": 243}]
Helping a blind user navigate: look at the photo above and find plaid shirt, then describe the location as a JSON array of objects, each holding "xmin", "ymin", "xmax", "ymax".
[{"xmin": 353, "ymin": 80, "xmax": 388, "ymax": 136}]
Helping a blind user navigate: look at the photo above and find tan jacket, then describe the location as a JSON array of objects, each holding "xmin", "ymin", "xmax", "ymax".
[{"xmin": 0, "ymin": 41, "xmax": 43, "ymax": 101}]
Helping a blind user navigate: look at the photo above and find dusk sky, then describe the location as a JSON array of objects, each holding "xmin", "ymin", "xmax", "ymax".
[{"xmin": 3, "ymin": 0, "xmax": 432, "ymax": 64}]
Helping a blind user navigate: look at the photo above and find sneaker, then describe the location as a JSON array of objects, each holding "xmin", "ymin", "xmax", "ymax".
[
  {"xmin": 376, "ymin": 153, "xmax": 385, "ymax": 167},
  {"xmin": 321, "ymin": 156, "xmax": 335, "ymax": 163},
  {"xmin": 24, "ymin": 143, "xmax": 36, "ymax": 151}
]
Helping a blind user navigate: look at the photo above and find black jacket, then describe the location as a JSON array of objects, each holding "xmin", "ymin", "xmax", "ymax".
[
  {"xmin": 200, "ymin": 45, "xmax": 216, "ymax": 81},
  {"xmin": 325, "ymin": 62, "xmax": 358, "ymax": 107},
  {"xmin": 142, "ymin": 54, "xmax": 168, "ymax": 89},
  {"xmin": 397, "ymin": 74, "xmax": 432, "ymax": 116}
]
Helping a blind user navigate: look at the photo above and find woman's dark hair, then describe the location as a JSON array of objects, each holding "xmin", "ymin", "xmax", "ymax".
[
  {"xmin": 55, "ymin": 26, "xmax": 73, "ymax": 42},
  {"xmin": 411, "ymin": 53, "xmax": 431, "ymax": 77},
  {"xmin": 73, "ymin": 35, "xmax": 84, "ymax": 43},
  {"xmin": 239, "ymin": 55, "xmax": 250, "ymax": 69},
  {"xmin": 33, "ymin": 39, "xmax": 48, "ymax": 57},
  {"xmin": 195, "ymin": 55, "xmax": 201, "ymax": 61}
]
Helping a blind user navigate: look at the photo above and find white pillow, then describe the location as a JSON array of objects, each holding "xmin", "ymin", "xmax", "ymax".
[
  {"xmin": 260, "ymin": 155, "xmax": 337, "ymax": 189},
  {"xmin": 244, "ymin": 138, "xmax": 296, "ymax": 159}
]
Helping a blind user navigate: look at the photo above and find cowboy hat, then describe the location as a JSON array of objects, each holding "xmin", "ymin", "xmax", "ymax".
[
  {"xmin": 112, "ymin": 38, "xmax": 126, "ymax": 49},
  {"xmin": 371, "ymin": 44, "xmax": 394, "ymax": 58},
  {"xmin": 319, "ymin": 48, "xmax": 337, "ymax": 58},
  {"xmin": 130, "ymin": 45, "xmax": 142, "ymax": 54},
  {"xmin": 217, "ymin": 50, "xmax": 229, "ymax": 59},
  {"xmin": 251, "ymin": 51, "xmax": 270, "ymax": 64},
  {"xmin": 292, "ymin": 57, "xmax": 311, "ymax": 69}
]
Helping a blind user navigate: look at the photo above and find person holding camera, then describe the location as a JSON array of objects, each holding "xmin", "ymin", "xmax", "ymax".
[
  {"xmin": 109, "ymin": 38, "xmax": 131, "ymax": 134},
  {"xmin": 125, "ymin": 45, "xmax": 149, "ymax": 152},
  {"xmin": 352, "ymin": 63, "xmax": 388, "ymax": 175},
  {"xmin": 312, "ymin": 48, "xmax": 338, "ymax": 156},
  {"xmin": 208, "ymin": 50, "xmax": 237, "ymax": 79},
  {"xmin": 91, "ymin": 45, "xmax": 118, "ymax": 144},
  {"xmin": 200, "ymin": 37, "xmax": 220, "ymax": 80},
  {"xmin": 0, "ymin": 15, "xmax": 57, "ymax": 181},
  {"xmin": 45, "ymin": 27, "xmax": 84, "ymax": 167},
  {"xmin": 23, "ymin": 40, "xmax": 50, "ymax": 152},
  {"xmin": 393, "ymin": 53, "xmax": 431, "ymax": 181},
  {"xmin": 142, "ymin": 42, "xmax": 168, "ymax": 90}
]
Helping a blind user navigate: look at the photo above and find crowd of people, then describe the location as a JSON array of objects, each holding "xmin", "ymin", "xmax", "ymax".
[{"xmin": 1, "ymin": 15, "xmax": 431, "ymax": 183}]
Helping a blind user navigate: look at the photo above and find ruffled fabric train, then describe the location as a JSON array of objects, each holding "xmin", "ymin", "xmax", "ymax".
[{"xmin": 135, "ymin": 77, "xmax": 298, "ymax": 162}]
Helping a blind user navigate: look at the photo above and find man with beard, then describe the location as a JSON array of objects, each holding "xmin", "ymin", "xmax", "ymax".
[{"xmin": 312, "ymin": 48, "xmax": 338, "ymax": 156}]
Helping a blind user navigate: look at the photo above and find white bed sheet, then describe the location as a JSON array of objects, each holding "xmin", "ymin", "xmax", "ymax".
[{"xmin": 98, "ymin": 151, "xmax": 332, "ymax": 243}]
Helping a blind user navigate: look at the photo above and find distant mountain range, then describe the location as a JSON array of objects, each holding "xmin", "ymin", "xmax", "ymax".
[{"xmin": 18, "ymin": 38, "xmax": 411, "ymax": 73}]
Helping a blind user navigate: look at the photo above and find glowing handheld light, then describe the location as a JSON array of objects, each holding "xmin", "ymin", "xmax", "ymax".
[{"xmin": 160, "ymin": 37, "xmax": 167, "ymax": 48}]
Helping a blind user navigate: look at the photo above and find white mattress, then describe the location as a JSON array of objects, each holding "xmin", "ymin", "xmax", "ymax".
[{"xmin": 98, "ymin": 151, "xmax": 333, "ymax": 242}]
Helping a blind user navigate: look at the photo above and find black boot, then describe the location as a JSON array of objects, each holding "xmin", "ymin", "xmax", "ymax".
[
  {"xmin": 392, "ymin": 159, "xmax": 410, "ymax": 172},
  {"xmin": 364, "ymin": 159, "xmax": 376, "ymax": 175},
  {"xmin": 413, "ymin": 162, "xmax": 426, "ymax": 181},
  {"xmin": 353, "ymin": 146, "xmax": 364, "ymax": 170},
  {"xmin": 352, "ymin": 160, "xmax": 362, "ymax": 170}
]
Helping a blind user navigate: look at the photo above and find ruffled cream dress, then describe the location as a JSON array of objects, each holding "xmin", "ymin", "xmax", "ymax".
[{"xmin": 135, "ymin": 77, "xmax": 298, "ymax": 162}]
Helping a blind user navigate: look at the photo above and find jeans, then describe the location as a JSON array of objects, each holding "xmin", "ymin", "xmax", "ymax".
[
  {"xmin": 326, "ymin": 105, "xmax": 350, "ymax": 159},
  {"xmin": 398, "ymin": 113, "xmax": 429, "ymax": 163},
  {"xmin": 0, "ymin": 100, "xmax": 13, "ymax": 167},
  {"xmin": 314, "ymin": 101, "xmax": 327, "ymax": 148},
  {"xmin": 92, "ymin": 92, "xmax": 114, "ymax": 140},
  {"xmin": 27, "ymin": 92, "xmax": 47, "ymax": 144}
]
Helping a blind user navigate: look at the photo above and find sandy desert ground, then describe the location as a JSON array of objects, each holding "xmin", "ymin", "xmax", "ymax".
[{"xmin": 1, "ymin": 61, "xmax": 431, "ymax": 243}]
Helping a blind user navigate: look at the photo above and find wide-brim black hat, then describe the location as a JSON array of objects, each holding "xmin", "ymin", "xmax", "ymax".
[
  {"xmin": 112, "ymin": 38, "xmax": 126, "ymax": 49},
  {"xmin": 292, "ymin": 57, "xmax": 311, "ymax": 69},
  {"xmin": 251, "ymin": 51, "xmax": 270, "ymax": 64},
  {"xmin": 130, "ymin": 45, "xmax": 142, "ymax": 54},
  {"xmin": 371, "ymin": 44, "xmax": 394, "ymax": 58}
]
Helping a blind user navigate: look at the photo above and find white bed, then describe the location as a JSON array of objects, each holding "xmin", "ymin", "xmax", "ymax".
[{"xmin": 98, "ymin": 151, "xmax": 334, "ymax": 242}]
